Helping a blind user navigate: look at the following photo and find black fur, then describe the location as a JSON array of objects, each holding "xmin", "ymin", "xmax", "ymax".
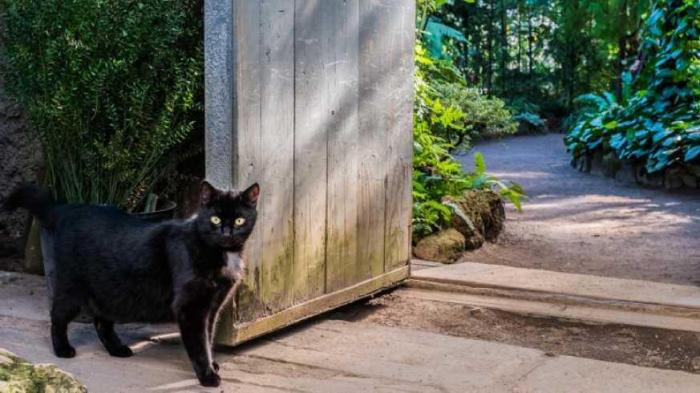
[{"xmin": 3, "ymin": 181, "xmax": 259, "ymax": 387}]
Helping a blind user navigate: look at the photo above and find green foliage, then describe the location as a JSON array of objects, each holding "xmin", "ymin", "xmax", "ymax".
[
  {"xmin": 413, "ymin": 35, "xmax": 524, "ymax": 239},
  {"xmin": 566, "ymin": 0, "xmax": 700, "ymax": 174},
  {"xmin": 1, "ymin": 0, "xmax": 203, "ymax": 210},
  {"xmin": 415, "ymin": 42, "xmax": 517, "ymax": 152},
  {"xmin": 433, "ymin": 83, "xmax": 517, "ymax": 145},
  {"xmin": 430, "ymin": 0, "xmax": 658, "ymax": 123},
  {"xmin": 514, "ymin": 112, "xmax": 547, "ymax": 133}
]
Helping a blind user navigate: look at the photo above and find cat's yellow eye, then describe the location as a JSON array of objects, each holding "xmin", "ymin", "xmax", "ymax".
[
  {"xmin": 234, "ymin": 217, "xmax": 246, "ymax": 227},
  {"xmin": 210, "ymin": 216, "xmax": 222, "ymax": 226}
]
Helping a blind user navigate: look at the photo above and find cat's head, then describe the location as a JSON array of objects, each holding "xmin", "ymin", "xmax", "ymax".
[{"xmin": 195, "ymin": 181, "xmax": 259, "ymax": 251}]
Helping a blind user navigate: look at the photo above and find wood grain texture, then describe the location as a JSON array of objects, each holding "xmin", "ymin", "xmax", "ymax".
[
  {"xmin": 220, "ymin": 266, "xmax": 409, "ymax": 346},
  {"xmin": 259, "ymin": 0, "xmax": 295, "ymax": 314},
  {"xmin": 230, "ymin": 0, "xmax": 264, "ymax": 322},
  {"xmin": 358, "ymin": 0, "xmax": 388, "ymax": 279},
  {"xmin": 325, "ymin": 0, "xmax": 360, "ymax": 293},
  {"xmin": 207, "ymin": 0, "xmax": 414, "ymax": 344},
  {"xmin": 382, "ymin": 1, "xmax": 415, "ymax": 271},
  {"xmin": 293, "ymin": 0, "xmax": 329, "ymax": 302}
]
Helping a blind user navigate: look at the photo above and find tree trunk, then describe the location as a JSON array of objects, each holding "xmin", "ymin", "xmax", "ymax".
[
  {"xmin": 614, "ymin": 0, "xmax": 629, "ymax": 100},
  {"xmin": 517, "ymin": 1, "xmax": 522, "ymax": 73},
  {"xmin": 615, "ymin": 35, "xmax": 626, "ymax": 100},
  {"xmin": 500, "ymin": 0, "xmax": 508, "ymax": 93},
  {"xmin": 486, "ymin": 0, "xmax": 495, "ymax": 95},
  {"xmin": 527, "ymin": 5, "xmax": 533, "ymax": 76}
]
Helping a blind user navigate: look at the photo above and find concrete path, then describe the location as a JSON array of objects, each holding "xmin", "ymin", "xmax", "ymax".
[
  {"xmin": 3, "ymin": 271, "xmax": 700, "ymax": 392},
  {"xmin": 459, "ymin": 134, "xmax": 700, "ymax": 285},
  {"xmin": 412, "ymin": 262, "xmax": 700, "ymax": 309}
]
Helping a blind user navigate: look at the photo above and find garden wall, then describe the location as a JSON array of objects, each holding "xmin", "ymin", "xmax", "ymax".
[{"xmin": 0, "ymin": 58, "xmax": 41, "ymax": 259}]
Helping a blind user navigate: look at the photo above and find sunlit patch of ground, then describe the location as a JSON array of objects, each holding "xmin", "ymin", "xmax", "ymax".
[{"xmin": 459, "ymin": 134, "xmax": 700, "ymax": 285}]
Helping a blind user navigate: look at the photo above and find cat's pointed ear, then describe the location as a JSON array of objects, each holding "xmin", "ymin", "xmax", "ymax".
[
  {"xmin": 200, "ymin": 180, "xmax": 217, "ymax": 206},
  {"xmin": 242, "ymin": 183, "xmax": 260, "ymax": 207}
]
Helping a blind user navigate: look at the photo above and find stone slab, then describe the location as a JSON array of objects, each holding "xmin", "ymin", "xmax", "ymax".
[
  {"xmin": 398, "ymin": 287, "xmax": 700, "ymax": 332},
  {"xmin": 2, "ymin": 271, "xmax": 700, "ymax": 392},
  {"xmin": 411, "ymin": 262, "xmax": 700, "ymax": 309}
]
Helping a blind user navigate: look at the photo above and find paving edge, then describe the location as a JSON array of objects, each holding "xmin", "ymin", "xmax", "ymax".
[{"xmin": 405, "ymin": 279, "xmax": 700, "ymax": 333}]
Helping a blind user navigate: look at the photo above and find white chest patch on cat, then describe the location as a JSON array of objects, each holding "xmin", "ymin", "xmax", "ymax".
[{"xmin": 222, "ymin": 251, "xmax": 247, "ymax": 281}]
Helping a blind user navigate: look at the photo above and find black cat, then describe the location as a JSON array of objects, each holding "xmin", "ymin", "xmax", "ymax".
[{"xmin": 3, "ymin": 181, "xmax": 259, "ymax": 387}]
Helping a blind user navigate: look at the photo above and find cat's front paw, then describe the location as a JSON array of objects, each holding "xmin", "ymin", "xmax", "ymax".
[
  {"xmin": 198, "ymin": 369, "xmax": 221, "ymax": 387},
  {"xmin": 54, "ymin": 345, "xmax": 76, "ymax": 358},
  {"xmin": 107, "ymin": 345, "xmax": 134, "ymax": 358}
]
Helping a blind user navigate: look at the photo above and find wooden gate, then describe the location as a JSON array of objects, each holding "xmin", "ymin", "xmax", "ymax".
[{"xmin": 204, "ymin": 0, "xmax": 415, "ymax": 345}]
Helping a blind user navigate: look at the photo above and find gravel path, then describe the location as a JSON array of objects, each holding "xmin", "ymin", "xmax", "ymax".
[{"xmin": 458, "ymin": 134, "xmax": 700, "ymax": 286}]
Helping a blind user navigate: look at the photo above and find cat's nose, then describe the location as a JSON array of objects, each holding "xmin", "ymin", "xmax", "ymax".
[{"xmin": 222, "ymin": 227, "xmax": 233, "ymax": 237}]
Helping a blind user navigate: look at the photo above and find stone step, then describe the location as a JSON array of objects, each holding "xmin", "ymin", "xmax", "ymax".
[{"xmin": 409, "ymin": 261, "xmax": 700, "ymax": 332}]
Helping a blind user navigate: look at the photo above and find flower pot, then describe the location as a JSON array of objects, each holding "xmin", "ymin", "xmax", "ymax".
[{"xmin": 130, "ymin": 200, "xmax": 177, "ymax": 223}]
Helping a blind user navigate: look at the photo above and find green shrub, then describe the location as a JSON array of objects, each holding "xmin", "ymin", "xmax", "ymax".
[
  {"xmin": 514, "ymin": 112, "xmax": 547, "ymax": 134},
  {"xmin": 1, "ymin": 0, "xmax": 203, "ymax": 210},
  {"xmin": 413, "ymin": 42, "xmax": 524, "ymax": 240},
  {"xmin": 566, "ymin": 0, "xmax": 700, "ymax": 174},
  {"xmin": 433, "ymin": 83, "xmax": 517, "ymax": 146}
]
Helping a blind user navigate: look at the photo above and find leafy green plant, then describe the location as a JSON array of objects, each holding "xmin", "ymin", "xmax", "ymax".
[
  {"xmin": 416, "ymin": 42, "xmax": 517, "ymax": 152},
  {"xmin": 433, "ymin": 83, "xmax": 517, "ymax": 146},
  {"xmin": 413, "ymin": 1, "xmax": 524, "ymax": 241},
  {"xmin": 514, "ymin": 112, "xmax": 547, "ymax": 133},
  {"xmin": 1, "ymin": 0, "xmax": 203, "ymax": 210},
  {"xmin": 566, "ymin": 0, "xmax": 700, "ymax": 174}
]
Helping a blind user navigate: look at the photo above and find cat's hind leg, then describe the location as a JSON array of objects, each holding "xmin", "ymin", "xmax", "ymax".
[
  {"xmin": 94, "ymin": 316, "xmax": 133, "ymax": 357},
  {"xmin": 50, "ymin": 295, "xmax": 81, "ymax": 358}
]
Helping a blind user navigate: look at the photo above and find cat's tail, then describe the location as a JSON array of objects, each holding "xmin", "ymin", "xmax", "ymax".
[{"xmin": 3, "ymin": 184, "xmax": 58, "ymax": 227}]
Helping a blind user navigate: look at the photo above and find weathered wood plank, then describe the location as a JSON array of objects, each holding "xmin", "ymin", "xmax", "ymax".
[
  {"xmin": 325, "ymin": 0, "xmax": 360, "ymax": 293},
  {"xmin": 219, "ymin": 265, "xmax": 409, "ymax": 346},
  {"xmin": 358, "ymin": 1, "xmax": 389, "ymax": 279},
  {"xmin": 383, "ymin": 1, "xmax": 415, "ymax": 271},
  {"xmin": 293, "ymin": 0, "xmax": 329, "ymax": 301},
  {"xmin": 230, "ymin": 0, "xmax": 264, "ymax": 323},
  {"xmin": 207, "ymin": 0, "xmax": 415, "ymax": 344},
  {"xmin": 259, "ymin": 0, "xmax": 295, "ymax": 313}
]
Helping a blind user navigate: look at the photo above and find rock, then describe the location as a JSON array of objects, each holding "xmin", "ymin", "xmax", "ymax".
[
  {"xmin": 640, "ymin": 172, "xmax": 664, "ymax": 188},
  {"xmin": 681, "ymin": 174, "xmax": 698, "ymax": 189},
  {"xmin": 602, "ymin": 152, "xmax": 621, "ymax": 177},
  {"xmin": 0, "ymin": 354, "xmax": 12, "ymax": 365},
  {"xmin": 0, "ymin": 83, "xmax": 42, "ymax": 262},
  {"xmin": 663, "ymin": 169, "xmax": 684, "ymax": 190},
  {"xmin": 577, "ymin": 154, "xmax": 591, "ymax": 173},
  {"xmin": 445, "ymin": 190, "xmax": 505, "ymax": 244},
  {"xmin": 413, "ymin": 228, "xmax": 465, "ymax": 263},
  {"xmin": 614, "ymin": 161, "xmax": 637, "ymax": 185},
  {"xmin": 0, "ymin": 348, "xmax": 87, "ymax": 392},
  {"xmin": 0, "ymin": 103, "xmax": 22, "ymax": 118},
  {"xmin": 589, "ymin": 150, "xmax": 605, "ymax": 177},
  {"xmin": 692, "ymin": 356, "xmax": 700, "ymax": 371},
  {"xmin": 635, "ymin": 165, "xmax": 663, "ymax": 188},
  {"xmin": 442, "ymin": 200, "xmax": 484, "ymax": 250}
]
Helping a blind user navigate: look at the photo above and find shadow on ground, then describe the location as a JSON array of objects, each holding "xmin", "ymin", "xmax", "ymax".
[{"xmin": 458, "ymin": 134, "xmax": 700, "ymax": 285}]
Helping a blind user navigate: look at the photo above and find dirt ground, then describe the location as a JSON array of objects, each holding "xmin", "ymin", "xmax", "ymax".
[
  {"xmin": 333, "ymin": 292, "xmax": 700, "ymax": 374},
  {"xmin": 458, "ymin": 134, "xmax": 700, "ymax": 286}
]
